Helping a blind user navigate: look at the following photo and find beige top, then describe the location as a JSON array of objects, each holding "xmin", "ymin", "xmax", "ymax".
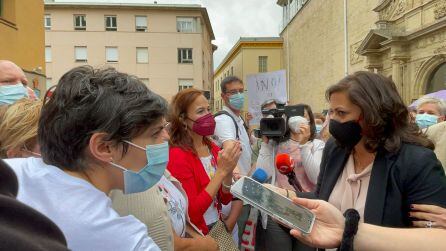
[
  {"xmin": 110, "ymin": 171, "xmax": 183, "ymax": 251},
  {"xmin": 328, "ymin": 154, "xmax": 373, "ymax": 221},
  {"xmin": 426, "ymin": 121, "xmax": 446, "ymax": 171}
]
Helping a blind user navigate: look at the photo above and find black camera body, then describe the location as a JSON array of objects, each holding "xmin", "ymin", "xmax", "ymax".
[{"xmin": 253, "ymin": 104, "xmax": 305, "ymax": 142}]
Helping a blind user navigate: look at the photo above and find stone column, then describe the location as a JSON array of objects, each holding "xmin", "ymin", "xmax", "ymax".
[{"xmin": 391, "ymin": 59, "xmax": 403, "ymax": 95}]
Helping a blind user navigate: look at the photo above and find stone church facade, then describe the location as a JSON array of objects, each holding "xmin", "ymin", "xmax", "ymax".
[{"xmin": 279, "ymin": 0, "xmax": 446, "ymax": 112}]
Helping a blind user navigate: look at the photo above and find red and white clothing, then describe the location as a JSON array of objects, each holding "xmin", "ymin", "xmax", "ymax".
[{"xmin": 167, "ymin": 142, "xmax": 232, "ymax": 235}]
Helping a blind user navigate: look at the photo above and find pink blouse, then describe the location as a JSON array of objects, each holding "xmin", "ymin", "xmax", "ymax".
[{"xmin": 328, "ymin": 154, "xmax": 373, "ymax": 221}]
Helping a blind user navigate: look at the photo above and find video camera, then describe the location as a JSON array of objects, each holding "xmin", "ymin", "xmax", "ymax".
[{"xmin": 253, "ymin": 103, "xmax": 305, "ymax": 142}]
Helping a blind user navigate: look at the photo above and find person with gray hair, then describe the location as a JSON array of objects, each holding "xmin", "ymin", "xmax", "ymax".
[
  {"xmin": 0, "ymin": 60, "xmax": 29, "ymax": 105},
  {"xmin": 415, "ymin": 97, "xmax": 446, "ymax": 129}
]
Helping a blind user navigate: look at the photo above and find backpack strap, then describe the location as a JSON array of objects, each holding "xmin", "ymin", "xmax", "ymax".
[{"xmin": 214, "ymin": 111, "xmax": 240, "ymax": 140}]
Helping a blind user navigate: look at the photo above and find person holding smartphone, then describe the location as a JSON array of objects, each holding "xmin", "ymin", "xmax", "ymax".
[
  {"xmin": 255, "ymin": 103, "xmax": 325, "ymax": 251},
  {"xmin": 289, "ymin": 197, "xmax": 446, "ymax": 251}
]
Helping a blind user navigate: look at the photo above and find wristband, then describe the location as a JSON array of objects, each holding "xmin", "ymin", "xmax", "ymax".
[
  {"xmin": 222, "ymin": 181, "xmax": 232, "ymax": 189},
  {"xmin": 338, "ymin": 209, "xmax": 360, "ymax": 251}
]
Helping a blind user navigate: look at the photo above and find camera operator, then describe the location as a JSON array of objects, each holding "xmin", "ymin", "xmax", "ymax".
[
  {"xmin": 250, "ymin": 99, "xmax": 279, "ymax": 167},
  {"xmin": 255, "ymin": 103, "xmax": 325, "ymax": 251}
]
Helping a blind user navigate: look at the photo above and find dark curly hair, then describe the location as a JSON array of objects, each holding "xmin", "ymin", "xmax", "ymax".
[
  {"xmin": 326, "ymin": 71, "xmax": 434, "ymax": 153},
  {"xmin": 38, "ymin": 66, "xmax": 167, "ymax": 171}
]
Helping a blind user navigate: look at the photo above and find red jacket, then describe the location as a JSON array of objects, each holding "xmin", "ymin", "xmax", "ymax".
[{"xmin": 167, "ymin": 143, "xmax": 233, "ymax": 234}]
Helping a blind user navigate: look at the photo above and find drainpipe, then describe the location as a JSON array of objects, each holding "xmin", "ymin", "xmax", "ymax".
[
  {"xmin": 287, "ymin": 0, "xmax": 291, "ymax": 100},
  {"xmin": 344, "ymin": 0, "xmax": 349, "ymax": 76}
]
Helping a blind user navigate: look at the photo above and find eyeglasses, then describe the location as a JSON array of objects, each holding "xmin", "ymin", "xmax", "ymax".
[
  {"xmin": 164, "ymin": 122, "xmax": 171, "ymax": 131},
  {"xmin": 226, "ymin": 89, "xmax": 244, "ymax": 96}
]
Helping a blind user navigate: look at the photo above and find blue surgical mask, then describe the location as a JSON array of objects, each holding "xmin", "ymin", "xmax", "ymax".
[
  {"xmin": 416, "ymin": 113, "xmax": 438, "ymax": 129},
  {"xmin": 229, "ymin": 93, "xmax": 244, "ymax": 110},
  {"xmin": 315, "ymin": 124, "xmax": 323, "ymax": 134},
  {"xmin": 0, "ymin": 83, "xmax": 28, "ymax": 105},
  {"xmin": 110, "ymin": 141, "xmax": 169, "ymax": 194}
]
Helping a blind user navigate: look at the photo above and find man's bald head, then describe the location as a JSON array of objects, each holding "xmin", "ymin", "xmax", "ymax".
[{"xmin": 0, "ymin": 60, "xmax": 28, "ymax": 86}]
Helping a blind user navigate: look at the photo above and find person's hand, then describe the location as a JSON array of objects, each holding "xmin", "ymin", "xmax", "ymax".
[
  {"xmin": 289, "ymin": 198, "xmax": 344, "ymax": 249},
  {"xmin": 246, "ymin": 112, "xmax": 253, "ymax": 122},
  {"xmin": 289, "ymin": 123, "xmax": 310, "ymax": 145},
  {"xmin": 297, "ymin": 124, "xmax": 311, "ymax": 145},
  {"xmin": 232, "ymin": 165, "xmax": 242, "ymax": 181},
  {"xmin": 263, "ymin": 184, "xmax": 289, "ymax": 198},
  {"xmin": 224, "ymin": 218, "xmax": 236, "ymax": 233},
  {"xmin": 261, "ymin": 135, "xmax": 269, "ymax": 144},
  {"xmin": 410, "ymin": 204, "xmax": 446, "ymax": 229},
  {"xmin": 217, "ymin": 140, "xmax": 242, "ymax": 176},
  {"xmin": 194, "ymin": 236, "xmax": 219, "ymax": 251}
]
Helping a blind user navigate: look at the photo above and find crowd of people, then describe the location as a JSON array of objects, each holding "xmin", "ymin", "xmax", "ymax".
[{"xmin": 0, "ymin": 58, "xmax": 445, "ymax": 251}]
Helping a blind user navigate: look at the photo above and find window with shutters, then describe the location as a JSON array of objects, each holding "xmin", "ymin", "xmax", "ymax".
[
  {"xmin": 136, "ymin": 47, "xmax": 148, "ymax": 63},
  {"xmin": 105, "ymin": 47, "xmax": 118, "ymax": 63},
  {"xmin": 178, "ymin": 79, "xmax": 193, "ymax": 91},
  {"xmin": 135, "ymin": 16, "xmax": 147, "ymax": 32},
  {"xmin": 74, "ymin": 46, "xmax": 87, "ymax": 62},
  {"xmin": 176, "ymin": 17, "xmax": 198, "ymax": 32},
  {"xmin": 45, "ymin": 46, "xmax": 52, "ymax": 63},
  {"xmin": 258, "ymin": 56, "xmax": 268, "ymax": 73}
]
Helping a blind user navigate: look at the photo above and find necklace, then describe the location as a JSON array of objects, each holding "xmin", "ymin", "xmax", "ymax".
[{"xmin": 352, "ymin": 151, "xmax": 376, "ymax": 174}]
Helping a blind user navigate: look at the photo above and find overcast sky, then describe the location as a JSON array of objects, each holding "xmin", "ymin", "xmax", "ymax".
[{"xmin": 55, "ymin": 0, "xmax": 282, "ymax": 68}]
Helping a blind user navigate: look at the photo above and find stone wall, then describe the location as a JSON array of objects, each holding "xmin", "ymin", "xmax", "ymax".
[{"xmin": 283, "ymin": 0, "xmax": 379, "ymax": 112}]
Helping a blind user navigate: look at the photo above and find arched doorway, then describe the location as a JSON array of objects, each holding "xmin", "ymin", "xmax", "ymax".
[
  {"xmin": 426, "ymin": 63, "xmax": 446, "ymax": 93},
  {"xmin": 413, "ymin": 55, "xmax": 446, "ymax": 98}
]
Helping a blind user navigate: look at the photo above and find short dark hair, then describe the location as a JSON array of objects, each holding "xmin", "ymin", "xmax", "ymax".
[
  {"xmin": 38, "ymin": 66, "xmax": 168, "ymax": 171},
  {"xmin": 326, "ymin": 71, "xmax": 433, "ymax": 152},
  {"xmin": 220, "ymin": 76, "xmax": 243, "ymax": 94}
]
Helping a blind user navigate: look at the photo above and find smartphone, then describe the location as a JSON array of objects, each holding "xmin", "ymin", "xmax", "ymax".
[{"xmin": 230, "ymin": 176, "xmax": 315, "ymax": 234}]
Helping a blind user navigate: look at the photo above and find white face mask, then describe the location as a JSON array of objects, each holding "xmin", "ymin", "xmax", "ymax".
[{"xmin": 288, "ymin": 116, "xmax": 308, "ymax": 133}]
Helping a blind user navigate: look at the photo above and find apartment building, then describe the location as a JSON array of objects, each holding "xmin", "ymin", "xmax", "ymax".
[{"xmin": 45, "ymin": 0, "xmax": 216, "ymax": 100}]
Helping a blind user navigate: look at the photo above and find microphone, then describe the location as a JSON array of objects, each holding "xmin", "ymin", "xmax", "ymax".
[
  {"xmin": 251, "ymin": 168, "xmax": 269, "ymax": 183},
  {"xmin": 275, "ymin": 153, "xmax": 303, "ymax": 192},
  {"xmin": 275, "ymin": 153, "xmax": 295, "ymax": 176}
]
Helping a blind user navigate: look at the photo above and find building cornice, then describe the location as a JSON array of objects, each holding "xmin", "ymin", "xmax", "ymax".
[{"xmin": 373, "ymin": 0, "xmax": 393, "ymax": 12}]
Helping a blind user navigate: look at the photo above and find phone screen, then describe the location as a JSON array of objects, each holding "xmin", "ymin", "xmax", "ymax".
[{"xmin": 231, "ymin": 177, "xmax": 315, "ymax": 233}]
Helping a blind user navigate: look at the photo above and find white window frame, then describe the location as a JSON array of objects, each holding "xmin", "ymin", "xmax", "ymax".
[
  {"xmin": 178, "ymin": 79, "xmax": 194, "ymax": 91},
  {"xmin": 140, "ymin": 78, "xmax": 149, "ymax": 86},
  {"xmin": 44, "ymin": 14, "xmax": 51, "ymax": 30},
  {"xmin": 74, "ymin": 46, "xmax": 87, "ymax": 62},
  {"xmin": 178, "ymin": 48, "xmax": 193, "ymax": 64},
  {"xmin": 258, "ymin": 56, "xmax": 268, "ymax": 73},
  {"xmin": 136, "ymin": 47, "xmax": 149, "ymax": 63},
  {"xmin": 74, "ymin": 14, "xmax": 86, "ymax": 30},
  {"xmin": 135, "ymin": 16, "xmax": 147, "ymax": 32},
  {"xmin": 105, "ymin": 15, "xmax": 117, "ymax": 31},
  {"xmin": 45, "ymin": 46, "xmax": 52, "ymax": 63},
  {"xmin": 176, "ymin": 17, "xmax": 197, "ymax": 32},
  {"xmin": 106, "ymin": 47, "xmax": 118, "ymax": 63}
]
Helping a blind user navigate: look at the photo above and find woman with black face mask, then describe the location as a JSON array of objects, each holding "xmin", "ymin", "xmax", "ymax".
[{"xmin": 294, "ymin": 71, "xmax": 446, "ymax": 250}]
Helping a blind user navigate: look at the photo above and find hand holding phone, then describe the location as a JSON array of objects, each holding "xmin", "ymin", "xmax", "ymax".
[{"xmin": 230, "ymin": 177, "xmax": 315, "ymax": 234}]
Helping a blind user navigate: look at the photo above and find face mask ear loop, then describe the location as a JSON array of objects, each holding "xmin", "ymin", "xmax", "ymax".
[
  {"xmin": 22, "ymin": 144, "xmax": 41, "ymax": 157},
  {"xmin": 109, "ymin": 160, "xmax": 128, "ymax": 172},
  {"xmin": 123, "ymin": 140, "xmax": 145, "ymax": 151}
]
